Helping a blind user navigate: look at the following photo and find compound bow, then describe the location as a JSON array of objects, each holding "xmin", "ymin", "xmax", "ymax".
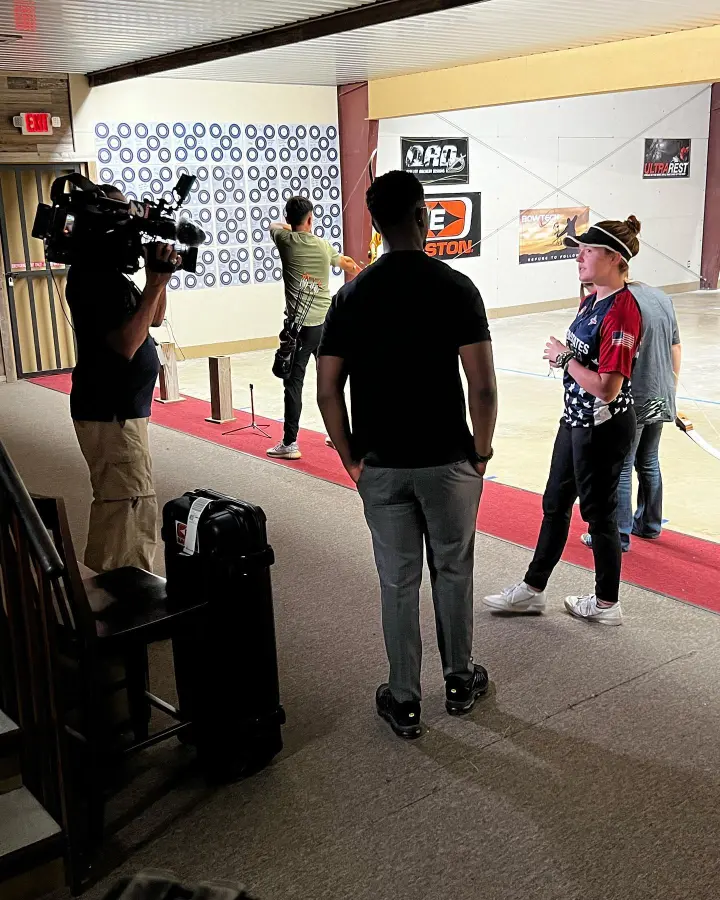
[
  {"xmin": 367, "ymin": 149, "xmax": 382, "ymax": 264},
  {"xmin": 675, "ymin": 413, "xmax": 720, "ymax": 461}
]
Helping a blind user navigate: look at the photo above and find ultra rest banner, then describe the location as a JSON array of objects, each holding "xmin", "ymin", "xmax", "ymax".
[{"xmin": 643, "ymin": 138, "xmax": 691, "ymax": 179}]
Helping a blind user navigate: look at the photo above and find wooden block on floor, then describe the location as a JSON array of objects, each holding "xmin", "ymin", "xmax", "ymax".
[
  {"xmin": 206, "ymin": 355, "xmax": 236, "ymax": 424},
  {"xmin": 156, "ymin": 342, "xmax": 185, "ymax": 404}
]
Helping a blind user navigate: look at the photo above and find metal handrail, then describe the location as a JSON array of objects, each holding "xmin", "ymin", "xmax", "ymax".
[{"xmin": 0, "ymin": 441, "xmax": 64, "ymax": 577}]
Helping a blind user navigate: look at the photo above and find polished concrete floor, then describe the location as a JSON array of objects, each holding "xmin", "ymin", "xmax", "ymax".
[{"xmin": 176, "ymin": 291, "xmax": 720, "ymax": 543}]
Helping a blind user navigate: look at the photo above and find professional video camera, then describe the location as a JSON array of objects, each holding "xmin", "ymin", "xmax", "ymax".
[{"xmin": 32, "ymin": 172, "xmax": 206, "ymax": 274}]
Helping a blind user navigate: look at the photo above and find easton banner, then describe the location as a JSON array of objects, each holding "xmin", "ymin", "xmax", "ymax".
[
  {"xmin": 643, "ymin": 138, "xmax": 691, "ymax": 178},
  {"xmin": 425, "ymin": 192, "xmax": 481, "ymax": 260},
  {"xmin": 402, "ymin": 137, "xmax": 469, "ymax": 184},
  {"xmin": 519, "ymin": 207, "xmax": 590, "ymax": 265}
]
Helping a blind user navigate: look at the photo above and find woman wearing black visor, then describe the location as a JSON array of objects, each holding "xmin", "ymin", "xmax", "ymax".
[{"xmin": 485, "ymin": 217, "xmax": 643, "ymax": 625}]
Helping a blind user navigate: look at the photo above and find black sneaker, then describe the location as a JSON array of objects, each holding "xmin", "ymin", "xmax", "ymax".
[
  {"xmin": 445, "ymin": 664, "xmax": 489, "ymax": 715},
  {"xmin": 631, "ymin": 528, "xmax": 660, "ymax": 540},
  {"xmin": 375, "ymin": 684, "xmax": 422, "ymax": 739}
]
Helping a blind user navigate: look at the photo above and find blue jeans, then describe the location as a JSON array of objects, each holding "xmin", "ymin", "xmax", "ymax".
[{"xmin": 617, "ymin": 422, "xmax": 664, "ymax": 550}]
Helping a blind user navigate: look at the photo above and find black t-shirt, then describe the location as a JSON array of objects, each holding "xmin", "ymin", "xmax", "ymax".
[
  {"xmin": 319, "ymin": 251, "xmax": 491, "ymax": 468},
  {"xmin": 66, "ymin": 266, "xmax": 161, "ymax": 422}
]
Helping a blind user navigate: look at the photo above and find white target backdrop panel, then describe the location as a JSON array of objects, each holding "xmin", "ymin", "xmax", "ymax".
[{"xmin": 94, "ymin": 121, "xmax": 343, "ymax": 292}]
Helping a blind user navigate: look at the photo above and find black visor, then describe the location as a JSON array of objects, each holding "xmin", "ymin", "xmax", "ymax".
[{"xmin": 563, "ymin": 225, "xmax": 634, "ymax": 261}]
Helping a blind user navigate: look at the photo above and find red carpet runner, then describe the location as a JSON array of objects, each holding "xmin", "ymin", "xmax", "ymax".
[{"xmin": 32, "ymin": 373, "xmax": 720, "ymax": 613}]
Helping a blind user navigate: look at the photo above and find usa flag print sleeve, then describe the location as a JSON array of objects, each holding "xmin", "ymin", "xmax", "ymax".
[{"xmin": 597, "ymin": 290, "xmax": 643, "ymax": 379}]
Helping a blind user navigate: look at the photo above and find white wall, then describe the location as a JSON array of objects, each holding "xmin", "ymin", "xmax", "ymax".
[
  {"xmin": 70, "ymin": 76, "xmax": 340, "ymax": 350},
  {"xmin": 378, "ymin": 85, "xmax": 711, "ymax": 310}
]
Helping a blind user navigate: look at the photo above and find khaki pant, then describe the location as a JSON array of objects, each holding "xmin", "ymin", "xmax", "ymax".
[{"xmin": 74, "ymin": 418, "xmax": 158, "ymax": 574}]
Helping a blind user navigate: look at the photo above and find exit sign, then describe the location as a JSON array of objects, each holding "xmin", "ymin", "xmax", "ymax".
[{"xmin": 12, "ymin": 113, "xmax": 60, "ymax": 135}]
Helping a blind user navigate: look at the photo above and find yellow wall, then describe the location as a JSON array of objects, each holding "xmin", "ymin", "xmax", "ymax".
[{"xmin": 369, "ymin": 25, "xmax": 720, "ymax": 119}]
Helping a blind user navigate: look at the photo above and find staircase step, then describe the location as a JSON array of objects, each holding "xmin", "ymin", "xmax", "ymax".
[
  {"xmin": 0, "ymin": 858, "xmax": 65, "ymax": 900},
  {"xmin": 0, "ymin": 787, "xmax": 63, "ymax": 881},
  {"xmin": 0, "ymin": 712, "xmax": 21, "ymax": 794},
  {"xmin": 0, "ymin": 710, "xmax": 20, "ymax": 751}
]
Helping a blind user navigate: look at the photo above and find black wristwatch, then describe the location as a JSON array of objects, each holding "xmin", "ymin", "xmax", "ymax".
[{"xmin": 473, "ymin": 448, "xmax": 494, "ymax": 464}]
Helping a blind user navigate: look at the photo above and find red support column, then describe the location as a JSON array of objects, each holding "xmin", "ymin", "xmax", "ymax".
[
  {"xmin": 337, "ymin": 82, "xmax": 378, "ymax": 275},
  {"xmin": 701, "ymin": 83, "xmax": 720, "ymax": 290}
]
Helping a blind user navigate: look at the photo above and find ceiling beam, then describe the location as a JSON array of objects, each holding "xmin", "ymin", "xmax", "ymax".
[
  {"xmin": 87, "ymin": 0, "xmax": 492, "ymax": 87},
  {"xmin": 368, "ymin": 23, "xmax": 720, "ymax": 118}
]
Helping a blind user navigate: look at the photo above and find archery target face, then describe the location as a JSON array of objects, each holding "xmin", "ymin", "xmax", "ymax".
[{"xmin": 94, "ymin": 121, "xmax": 343, "ymax": 289}]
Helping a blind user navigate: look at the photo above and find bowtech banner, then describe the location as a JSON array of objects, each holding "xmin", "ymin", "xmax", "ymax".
[
  {"xmin": 643, "ymin": 138, "xmax": 691, "ymax": 178},
  {"xmin": 519, "ymin": 207, "xmax": 589, "ymax": 265},
  {"xmin": 425, "ymin": 192, "xmax": 481, "ymax": 260},
  {"xmin": 402, "ymin": 137, "xmax": 469, "ymax": 185}
]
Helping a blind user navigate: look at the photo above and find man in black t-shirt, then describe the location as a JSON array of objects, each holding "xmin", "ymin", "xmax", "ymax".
[
  {"xmin": 317, "ymin": 171, "xmax": 497, "ymax": 738},
  {"xmin": 66, "ymin": 223, "xmax": 176, "ymax": 574}
]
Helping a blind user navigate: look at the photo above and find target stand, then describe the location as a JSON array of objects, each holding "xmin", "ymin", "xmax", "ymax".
[{"xmin": 223, "ymin": 384, "xmax": 272, "ymax": 439}]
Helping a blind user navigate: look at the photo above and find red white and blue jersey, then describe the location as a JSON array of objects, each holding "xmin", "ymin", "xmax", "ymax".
[{"xmin": 563, "ymin": 287, "xmax": 642, "ymax": 427}]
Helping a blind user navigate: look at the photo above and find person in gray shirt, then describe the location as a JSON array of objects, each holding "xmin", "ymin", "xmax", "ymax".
[{"xmin": 582, "ymin": 281, "xmax": 681, "ymax": 552}]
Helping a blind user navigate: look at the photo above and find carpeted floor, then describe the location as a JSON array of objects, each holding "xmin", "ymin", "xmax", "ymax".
[
  {"xmin": 3, "ymin": 380, "xmax": 720, "ymax": 900},
  {"xmin": 30, "ymin": 373, "xmax": 720, "ymax": 611}
]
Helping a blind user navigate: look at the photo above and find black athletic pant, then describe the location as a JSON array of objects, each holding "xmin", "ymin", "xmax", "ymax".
[
  {"xmin": 283, "ymin": 323, "xmax": 324, "ymax": 445},
  {"xmin": 525, "ymin": 409, "xmax": 636, "ymax": 604}
]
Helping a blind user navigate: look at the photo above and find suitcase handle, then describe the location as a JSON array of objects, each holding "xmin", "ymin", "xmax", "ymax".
[
  {"xmin": 235, "ymin": 546, "xmax": 275, "ymax": 573},
  {"xmin": 198, "ymin": 493, "xmax": 267, "ymax": 523}
]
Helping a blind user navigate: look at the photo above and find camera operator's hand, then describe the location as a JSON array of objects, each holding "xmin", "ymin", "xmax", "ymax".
[
  {"xmin": 144, "ymin": 242, "xmax": 181, "ymax": 284},
  {"xmin": 107, "ymin": 244, "xmax": 177, "ymax": 360}
]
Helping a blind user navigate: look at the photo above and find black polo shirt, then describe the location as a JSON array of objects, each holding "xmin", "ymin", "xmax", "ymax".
[
  {"xmin": 66, "ymin": 265, "xmax": 160, "ymax": 422},
  {"xmin": 319, "ymin": 250, "xmax": 491, "ymax": 468}
]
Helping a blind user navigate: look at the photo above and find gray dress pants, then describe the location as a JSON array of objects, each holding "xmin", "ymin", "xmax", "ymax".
[{"xmin": 357, "ymin": 460, "xmax": 483, "ymax": 703}]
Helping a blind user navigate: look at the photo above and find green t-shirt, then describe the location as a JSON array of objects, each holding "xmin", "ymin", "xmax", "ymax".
[{"xmin": 270, "ymin": 226, "xmax": 341, "ymax": 327}]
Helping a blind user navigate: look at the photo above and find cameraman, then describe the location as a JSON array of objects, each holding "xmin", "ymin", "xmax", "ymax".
[{"xmin": 66, "ymin": 187, "xmax": 177, "ymax": 574}]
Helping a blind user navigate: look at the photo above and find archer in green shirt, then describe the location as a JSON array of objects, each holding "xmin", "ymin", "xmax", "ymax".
[{"xmin": 267, "ymin": 196, "xmax": 362, "ymax": 460}]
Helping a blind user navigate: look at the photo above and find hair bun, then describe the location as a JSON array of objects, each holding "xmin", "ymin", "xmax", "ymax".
[{"xmin": 625, "ymin": 215, "xmax": 642, "ymax": 236}]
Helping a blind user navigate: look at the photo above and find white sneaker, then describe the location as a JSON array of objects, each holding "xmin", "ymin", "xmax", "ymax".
[
  {"xmin": 564, "ymin": 594, "xmax": 623, "ymax": 626},
  {"xmin": 483, "ymin": 582, "xmax": 547, "ymax": 613},
  {"xmin": 266, "ymin": 441, "xmax": 302, "ymax": 460}
]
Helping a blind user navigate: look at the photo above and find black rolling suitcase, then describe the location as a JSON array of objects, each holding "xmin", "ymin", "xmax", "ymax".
[{"xmin": 162, "ymin": 489, "xmax": 285, "ymax": 782}]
